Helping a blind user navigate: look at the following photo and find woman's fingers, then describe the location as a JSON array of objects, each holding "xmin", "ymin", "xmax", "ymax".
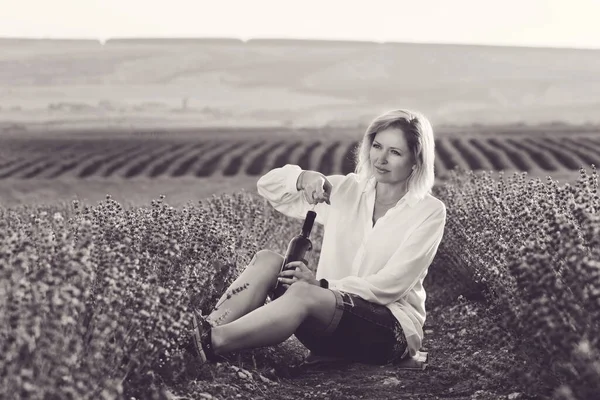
[
  {"xmin": 278, "ymin": 268, "xmax": 298, "ymax": 287},
  {"xmin": 283, "ymin": 261, "xmax": 306, "ymax": 269},
  {"xmin": 278, "ymin": 269, "xmax": 297, "ymax": 278},
  {"xmin": 307, "ymin": 188, "xmax": 320, "ymax": 205},
  {"xmin": 277, "ymin": 277, "xmax": 295, "ymax": 285},
  {"xmin": 304, "ymin": 174, "xmax": 332, "ymax": 205},
  {"xmin": 296, "ymin": 262, "xmax": 311, "ymax": 273},
  {"xmin": 279, "ymin": 261, "xmax": 313, "ymax": 284},
  {"xmin": 278, "ymin": 267, "xmax": 300, "ymax": 284},
  {"xmin": 308, "ymin": 187, "xmax": 329, "ymax": 205},
  {"xmin": 316, "ymin": 177, "xmax": 331, "ymax": 205}
]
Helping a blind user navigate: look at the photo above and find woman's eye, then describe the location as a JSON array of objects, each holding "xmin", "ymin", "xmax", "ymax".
[{"xmin": 373, "ymin": 143, "xmax": 400, "ymax": 155}]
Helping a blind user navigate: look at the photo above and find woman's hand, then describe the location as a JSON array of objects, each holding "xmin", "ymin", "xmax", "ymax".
[
  {"xmin": 277, "ymin": 261, "xmax": 319, "ymax": 288},
  {"xmin": 298, "ymin": 171, "xmax": 332, "ymax": 205}
]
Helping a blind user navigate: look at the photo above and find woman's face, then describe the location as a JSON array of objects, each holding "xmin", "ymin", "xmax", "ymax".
[{"xmin": 369, "ymin": 127, "xmax": 416, "ymax": 185}]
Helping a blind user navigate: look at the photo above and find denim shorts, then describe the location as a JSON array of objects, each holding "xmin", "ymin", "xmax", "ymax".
[{"xmin": 293, "ymin": 290, "xmax": 409, "ymax": 365}]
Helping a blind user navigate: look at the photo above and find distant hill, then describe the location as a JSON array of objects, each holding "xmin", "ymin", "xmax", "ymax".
[{"xmin": 1, "ymin": 38, "xmax": 599, "ymax": 129}]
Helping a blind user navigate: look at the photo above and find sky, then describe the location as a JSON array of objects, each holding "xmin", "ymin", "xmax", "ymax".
[{"xmin": 1, "ymin": 0, "xmax": 600, "ymax": 49}]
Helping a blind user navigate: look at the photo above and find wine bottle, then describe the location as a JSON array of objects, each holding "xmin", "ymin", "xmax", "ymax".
[{"xmin": 271, "ymin": 210, "xmax": 316, "ymax": 299}]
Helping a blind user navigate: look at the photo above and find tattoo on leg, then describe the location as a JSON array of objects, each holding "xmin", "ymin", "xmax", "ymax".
[
  {"xmin": 214, "ymin": 282, "xmax": 251, "ymax": 311},
  {"xmin": 212, "ymin": 255, "xmax": 258, "ymax": 313},
  {"xmin": 209, "ymin": 309, "xmax": 231, "ymax": 326}
]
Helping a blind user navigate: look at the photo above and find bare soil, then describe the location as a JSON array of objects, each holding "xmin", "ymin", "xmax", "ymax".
[{"xmin": 161, "ymin": 279, "xmax": 542, "ymax": 400}]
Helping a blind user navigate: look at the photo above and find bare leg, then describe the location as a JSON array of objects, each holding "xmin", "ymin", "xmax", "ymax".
[
  {"xmin": 208, "ymin": 249, "xmax": 282, "ymax": 326},
  {"xmin": 211, "ymin": 281, "xmax": 337, "ymax": 355}
]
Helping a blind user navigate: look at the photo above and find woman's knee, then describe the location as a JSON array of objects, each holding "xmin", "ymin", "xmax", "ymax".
[
  {"xmin": 255, "ymin": 249, "xmax": 283, "ymax": 266},
  {"xmin": 283, "ymin": 282, "xmax": 323, "ymax": 309},
  {"xmin": 246, "ymin": 249, "xmax": 283, "ymax": 275},
  {"xmin": 284, "ymin": 282, "xmax": 337, "ymax": 326}
]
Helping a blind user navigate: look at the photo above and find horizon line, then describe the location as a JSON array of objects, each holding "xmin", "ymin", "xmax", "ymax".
[{"xmin": 1, "ymin": 35, "xmax": 599, "ymax": 51}]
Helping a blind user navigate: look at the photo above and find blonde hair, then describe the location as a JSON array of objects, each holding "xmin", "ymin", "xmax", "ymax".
[{"xmin": 353, "ymin": 109, "xmax": 436, "ymax": 200}]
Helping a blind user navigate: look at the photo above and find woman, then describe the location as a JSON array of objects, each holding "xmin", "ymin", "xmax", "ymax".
[{"xmin": 188, "ymin": 109, "xmax": 446, "ymax": 366}]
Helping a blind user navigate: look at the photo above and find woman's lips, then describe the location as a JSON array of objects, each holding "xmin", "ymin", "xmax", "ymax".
[{"xmin": 375, "ymin": 166, "xmax": 389, "ymax": 173}]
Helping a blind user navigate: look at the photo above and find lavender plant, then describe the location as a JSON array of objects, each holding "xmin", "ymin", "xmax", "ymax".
[
  {"xmin": 433, "ymin": 166, "xmax": 600, "ymax": 399},
  {"xmin": 0, "ymin": 190, "xmax": 316, "ymax": 399}
]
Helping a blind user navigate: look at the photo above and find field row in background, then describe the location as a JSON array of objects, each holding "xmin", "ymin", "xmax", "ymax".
[{"xmin": 1, "ymin": 135, "xmax": 600, "ymax": 180}]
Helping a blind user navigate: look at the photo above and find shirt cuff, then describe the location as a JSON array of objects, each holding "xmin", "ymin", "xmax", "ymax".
[{"xmin": 285, "ymin": 165, "xmax": 304, "ymax": 193}]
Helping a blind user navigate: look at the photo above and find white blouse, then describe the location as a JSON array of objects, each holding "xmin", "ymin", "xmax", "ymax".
[{"xmin": 257, "ymin": 164, "xmax": 446, "ymax": 357}]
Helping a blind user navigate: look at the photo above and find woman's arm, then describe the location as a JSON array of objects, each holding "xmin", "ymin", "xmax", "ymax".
[
  {"xmin": 328, "ymin": 205, "xmax": 447, "ymax": 305},
  {"xmin": 256, "ymin": 164, "xmax": 346, "ymax": 225}
]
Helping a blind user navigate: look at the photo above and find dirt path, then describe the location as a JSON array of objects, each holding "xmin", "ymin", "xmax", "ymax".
[
  {"xmin": 172, "ymin": 282, "xmax": 537, "ymax": 400},
  {"xmin": 260, "ymin": 303, "xmax": 527, "ymax": 400}
]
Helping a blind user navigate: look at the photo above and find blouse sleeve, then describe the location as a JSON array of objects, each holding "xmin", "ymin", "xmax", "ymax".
[
  {"xmin": 256, "ymin": 164, "xmax": 347, "ymax": 226},
  {"xmin": 328, "ymin": 204, "xmax": 446, "ymax": 305}
]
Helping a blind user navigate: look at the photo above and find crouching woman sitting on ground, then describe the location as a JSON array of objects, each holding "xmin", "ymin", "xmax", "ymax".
[{"xmin": 186, "ymin": 109, "xmax": 447, "ymax": 366}]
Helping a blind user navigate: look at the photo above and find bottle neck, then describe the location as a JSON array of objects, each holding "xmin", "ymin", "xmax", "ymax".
[
  {"xmin": 301, "ymin": 225, "xmax": 311, "ymax": 238},
  {"xmin": 301, "ymin": 210, "xmax": 316, "ymax": 238}
]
